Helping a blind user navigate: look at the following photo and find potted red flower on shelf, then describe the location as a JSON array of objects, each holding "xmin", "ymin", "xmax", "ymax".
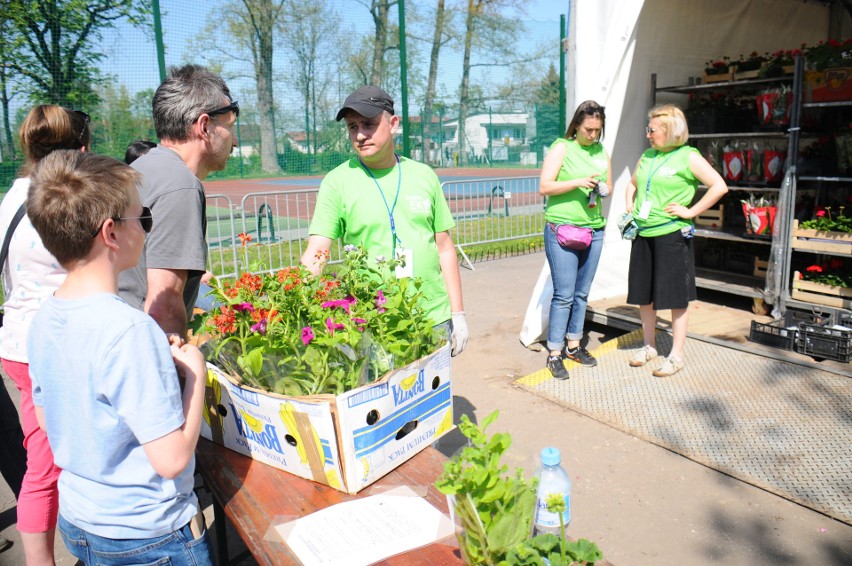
[
  {"xmin": 704, "ymin": 57, "xmax": 734, "ymax": 83},
  {"xmin": 804, "ymin": 39, "xmax": 852, "ymax": 102}
]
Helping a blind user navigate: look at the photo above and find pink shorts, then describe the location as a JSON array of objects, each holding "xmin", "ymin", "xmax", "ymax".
[{"xmin": 2, "ymin": 359, "xmax": 60, "ymax": 533}]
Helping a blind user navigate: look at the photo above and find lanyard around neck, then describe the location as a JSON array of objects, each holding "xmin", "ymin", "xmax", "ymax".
[
  {"xmin": 359, "ymin": 154, "xmax": 403, "ymax": 248},
  {"xmin": 644, "ymin": 147, "xmax": 680, "ymax": 197}
]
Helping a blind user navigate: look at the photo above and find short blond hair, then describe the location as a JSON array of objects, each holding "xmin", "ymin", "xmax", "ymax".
[
  {"xmin": 648, "ymin": 104, "xmax": 689, "ymax": 147},
  {"xmin": 27, "ymin": 150, "xmax": 141, "ymax": 266}
]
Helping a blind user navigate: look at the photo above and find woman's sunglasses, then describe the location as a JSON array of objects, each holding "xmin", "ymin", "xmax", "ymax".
[{"xmin": 91, "ymin": 206, "xmax": 153, "ymax": 237}]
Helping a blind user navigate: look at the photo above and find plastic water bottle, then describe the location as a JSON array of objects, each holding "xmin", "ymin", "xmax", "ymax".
[{"xmin": 534, "ymin": 447, "xmax": 571, "ymax": 536}]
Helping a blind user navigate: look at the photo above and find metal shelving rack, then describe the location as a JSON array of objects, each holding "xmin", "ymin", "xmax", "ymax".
[{"xmin": 780, "ymin": 56, "xmax": 852, "ymax": 319}]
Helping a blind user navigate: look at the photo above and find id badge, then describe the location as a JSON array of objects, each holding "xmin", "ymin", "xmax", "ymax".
[
  {"xmin": 395, "ymin": 248, "xmax": 414, "ymax": 279},
  {"xmin": 638, "ymin": 200, "xmax": 652, "ymax": 220}
]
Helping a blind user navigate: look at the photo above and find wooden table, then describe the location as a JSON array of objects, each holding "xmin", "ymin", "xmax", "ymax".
[{"xmin": 196, "ymin": 438, "xmax": 462, "ymax": 565}]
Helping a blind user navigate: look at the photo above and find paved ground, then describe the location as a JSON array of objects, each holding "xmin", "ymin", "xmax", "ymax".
[
  {"xmin": 517, "ymin": 328, "xmax": 852, "ymax": 525},
  {"xmin": 2, "ymin": 252, "xmax": 852, "ymax": 565}
]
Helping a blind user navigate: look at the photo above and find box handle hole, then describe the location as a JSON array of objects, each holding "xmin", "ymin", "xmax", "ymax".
[
  {"xmin": 395, "ymin": 420, "xmax": 418, "ymax": 440},
  {"xmin": 366, "ymin": 409, "xmax": 380, "ymax": 425}
]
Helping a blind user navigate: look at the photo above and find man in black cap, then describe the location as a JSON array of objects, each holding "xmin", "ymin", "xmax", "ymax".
[{"xmin": 301, "ymin": 85, "xmax": 468, "ymax": 356}]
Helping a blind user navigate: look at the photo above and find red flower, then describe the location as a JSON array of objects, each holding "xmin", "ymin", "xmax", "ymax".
[
  {"xmin": 238, "ymin": 232, "xmax": 253, "ymax": 246},
  {"xmin": 806, "ymin": 264, "xmax": 823, "ymax": 273},
  {"xmin": 212, "ymin": 306, "xmax": 237, "ymax": 334}
]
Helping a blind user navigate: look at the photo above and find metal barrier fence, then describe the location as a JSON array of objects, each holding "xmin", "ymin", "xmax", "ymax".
[{"xmin": 206, "ymin": 176, "xmax": 545, "ymax": 278}]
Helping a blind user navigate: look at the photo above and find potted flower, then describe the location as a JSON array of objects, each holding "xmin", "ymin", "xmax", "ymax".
[
  {"xmin": 762, "ymin": 49, "xmax": 800, "ymax": 77},
  {"xmin": 704, "ymin": 57, "xmax": 734, "ymax": 83},
  {"xmin": 735, "ymin": 51, "xmax": 768, "ymax": 79},
  {"xmin": 435, "ymin": 411, "xmax": 604, "ymax": 566},
  {"xmin": 800, "ymin": 206, "xmax": 852, "ymax": 233},
  {"xmin": 792, "ymin": 207, "xmax": 852, "ymax": 258},
  {"xmin": 193, "ymin": 244, "xmax": 444, "ymax": 396},
  {"xmin": 804, "ymin": 39, "xmax": 852, "ymax": 102},
  {"xmin": 793, "ymin": 258, "xmax": 852, "ymax": 309},
  {"xmin": 805, "ymin": 39, "xmax": 852, "ymax": 71}
]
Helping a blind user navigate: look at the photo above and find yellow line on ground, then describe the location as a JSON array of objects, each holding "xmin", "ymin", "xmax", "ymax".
[{"xmin": 515, "ymin": 328, "xmax": 645, "ymax": 387}]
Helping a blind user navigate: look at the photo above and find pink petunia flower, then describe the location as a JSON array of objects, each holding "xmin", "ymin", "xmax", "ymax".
[
  {"xmin": 375, "ymin": 290, "xmax": 387, "ymax": 313},
  {"xmin": 250, "ymin": 319, "xmax": 267, "ymax": 335},
  {"xmin": 301, "ymin": 326, "xmax": 314, "ymax": 345},
  {"xmin": 325, "ymin": 317, "xmax": 345, "ymax": 335},
  {"xmin": 321, "ymin": 297, "xmax": 357, "ymax": 313},
  {"xmin": 352, "ymin": 317, "xmax": 367, "ymax": 331},
  {"xmin": 233, "ymin": 302, "xmax": 255, "ymax": 312}
]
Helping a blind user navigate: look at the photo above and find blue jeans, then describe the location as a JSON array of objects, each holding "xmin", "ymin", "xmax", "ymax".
[
  {"xmin": 544, "ymin": 223, "xmax": 605, "ymax": 351},
  {"xmin": 59, "ymin": 514, "xmax": 213, "ymax": 565}
]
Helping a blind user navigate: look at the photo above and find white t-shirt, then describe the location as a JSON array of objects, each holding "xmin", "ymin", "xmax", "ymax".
[{"xmin": 0, "ymin": 177, "xmax": 66, "ymax": 362}]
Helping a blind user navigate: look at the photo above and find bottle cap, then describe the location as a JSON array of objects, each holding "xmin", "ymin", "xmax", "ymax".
[{"xmin": 541, "ymin": 447, "xmax": 561, "ymax": 466}]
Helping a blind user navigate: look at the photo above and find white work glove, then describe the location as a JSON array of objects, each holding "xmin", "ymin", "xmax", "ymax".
[
  {"xmin": 450, "ymin": 311, "xmax": 469, "ymax": 357},
  {"xmin": 596, "ymin": 181, "xmax": 609, "ymax": 198}
]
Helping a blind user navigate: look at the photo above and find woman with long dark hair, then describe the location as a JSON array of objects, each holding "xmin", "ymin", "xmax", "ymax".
[{"xmin": 539, "ymin": 101, "xmax": 612, "ymax": 380}]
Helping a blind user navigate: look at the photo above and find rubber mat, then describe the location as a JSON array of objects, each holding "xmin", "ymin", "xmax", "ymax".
[{"xmin": 516, "ymin": 329, "xmax": 852, "ymax": 524}]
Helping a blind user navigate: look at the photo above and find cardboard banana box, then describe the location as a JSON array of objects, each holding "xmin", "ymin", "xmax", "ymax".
[{"xmin": 201, "ymin": 343, "xmax": 453, "ymax": 494}]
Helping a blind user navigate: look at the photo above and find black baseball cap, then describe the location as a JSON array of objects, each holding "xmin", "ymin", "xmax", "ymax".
[{"xmin": 335, "ymin": 85, "xmax": 394, "ymax": 121}]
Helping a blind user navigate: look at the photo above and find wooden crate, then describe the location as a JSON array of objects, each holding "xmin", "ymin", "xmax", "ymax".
[
  {"xmin": 791, "ymin": 220, "xmax": 852, "ymax": 256},
  {"xmin": 791, "ymin": 270, "xmax": 852, "ymax": 309},
  {"xmin": 735, "ymin": 69, "xmax": 761, "ymax": 80},
  {"xmin": 753, "ymin": 258, "xmax": 769, "ymax": 278},
  {"xmin": 703, "ymin": 70, "xmax": 735, "ymax": 83},
  {"xmin": 695, "ymin": 205, "xmax": 724, "ymax": 228}
]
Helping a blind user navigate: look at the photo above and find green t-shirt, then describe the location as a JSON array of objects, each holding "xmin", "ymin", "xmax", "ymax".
[
  {"xmin": 309, "ymin": 156, "xmax": 455, "ymax": 324},
  {"xmin": 634, "ymin": 145, "xmax": 699, "ymax": 238},
  {"xmin": 544, "ymin": 138, "xmax": 608, "ymax": 229}
]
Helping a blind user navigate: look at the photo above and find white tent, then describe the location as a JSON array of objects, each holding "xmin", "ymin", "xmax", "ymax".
[{"xmin": 521, "ymin": 0, "xmax": 850, "ymax": 346}]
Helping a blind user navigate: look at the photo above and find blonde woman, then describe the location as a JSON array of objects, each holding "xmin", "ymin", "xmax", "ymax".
[{"xmin": 625, "ymin": 104, "xmax": 727, "ymax": 377}]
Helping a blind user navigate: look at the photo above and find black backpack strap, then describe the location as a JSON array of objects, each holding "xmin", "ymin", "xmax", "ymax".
[{"xmin": 0, "ymin": 204, "xmax": 27, "ymax": 277}]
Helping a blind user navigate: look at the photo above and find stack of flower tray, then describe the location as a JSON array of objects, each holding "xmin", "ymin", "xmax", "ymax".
[
  {"xmin": 791, "ymin": 219, "xmax": 852, "ymax": 256},
  {"xmin": 792, "ymin": 270, "xmax": 852, "ymax": 309}
]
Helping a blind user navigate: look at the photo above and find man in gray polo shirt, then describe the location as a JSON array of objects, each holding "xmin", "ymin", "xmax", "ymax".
[{"xmin": 119, "ymin": 65, "xmax": 237, "ymax": 338}]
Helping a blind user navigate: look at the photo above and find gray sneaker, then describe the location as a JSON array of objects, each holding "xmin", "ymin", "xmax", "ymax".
[
  {"xmin": 629, "ymin": 345, "xmax": 658, "ymax": 367},
  {"xmin": 653, "ymin": 355, "xmax": 684, "ymax": 377},
  {"xmin": 0, "ymin": 536, "xmax": 11, "ymax": 553}
]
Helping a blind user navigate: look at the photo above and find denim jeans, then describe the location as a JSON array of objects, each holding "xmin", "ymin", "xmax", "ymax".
[
  {"xmin": 544, "ymin": 223, "xmax": 605, "ymax": 351},
  {"xmin": 59, "ymin": 514, "xmax": 213, "ymax": 565}
]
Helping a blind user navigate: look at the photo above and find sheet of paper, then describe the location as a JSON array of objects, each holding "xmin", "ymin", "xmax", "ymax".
[{"xmin": 278, "ymin": 485, "xmax": 455, "ymax": 566}]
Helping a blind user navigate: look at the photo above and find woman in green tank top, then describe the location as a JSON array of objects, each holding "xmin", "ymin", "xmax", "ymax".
[
  {"xmin": 539, "ymin": 101, "xmax": 611, "ymax": 380},
  {"xmin": 624, "ymin": 104, "xmax": 728, "ymax": 377}
]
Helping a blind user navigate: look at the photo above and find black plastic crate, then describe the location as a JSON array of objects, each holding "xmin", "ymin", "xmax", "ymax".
[
  {"xmin": 749, "ymin": 310, "xmax": 831, "ymax": 351},
  {"xmin": 796, "ymin": 321, "xmax": 852, "ymax": 363}
]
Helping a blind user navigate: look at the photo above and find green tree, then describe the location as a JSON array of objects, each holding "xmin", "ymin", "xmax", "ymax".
[
  {"xmin": 92, "ymin": 82, "xmax": 155, "ymax": 159},
  {"xmin": 236, "ymin": 0, "xmax": 285, "ymax": 174},
  {"xmin": 189, "ymin": 0, "xmax": 286, "ymax": 174},
  {"xmin": 281, "ymin": 0, "xmax": 338, "ymax": 161},
  {"xmin": 1, "ymin": 0, "xmax": 152, "ymax": 107},
  {"xmin": 458, "ymin": 0, "xmax": 519, "ymax": 165},
  {"xmin": 535, "ymin": 63, "xmax": 560, "ymax": 107}
]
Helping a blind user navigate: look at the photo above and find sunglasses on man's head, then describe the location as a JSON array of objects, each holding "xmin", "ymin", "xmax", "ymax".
[
  {"xmin": 205, "ymin": 100, "xmax": 239, "ymax": 119},
  {"xmin": 69, "ymin": 109, "xmax": 90, "ymax": 142},
  {"xmin": 90, "ymin": 206, "xmax": 153, "ymax": 238}
]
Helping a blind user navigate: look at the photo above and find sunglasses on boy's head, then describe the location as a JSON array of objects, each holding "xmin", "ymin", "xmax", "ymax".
[{"xmin": 90, "ymin": 206, "xmax": 153, "ymax": 238}]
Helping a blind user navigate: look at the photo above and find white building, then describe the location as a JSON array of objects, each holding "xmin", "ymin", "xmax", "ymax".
[{"xmin": 441, "ymin": 112, "xmax": 537, "ymax": 165}]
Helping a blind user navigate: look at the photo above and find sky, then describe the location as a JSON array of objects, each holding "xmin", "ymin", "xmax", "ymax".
[{"xmin": 93, "ymin": 0, "xmax": 570, "ymax": 110}]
